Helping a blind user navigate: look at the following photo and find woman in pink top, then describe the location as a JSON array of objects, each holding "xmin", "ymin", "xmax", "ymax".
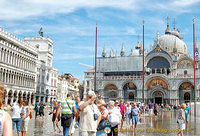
[{"xmin": 119, "ymin": 100, "xmax": 126, "ymax": 129}]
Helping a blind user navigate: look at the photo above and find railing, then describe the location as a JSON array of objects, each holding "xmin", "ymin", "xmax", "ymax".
[
  {"xmin": 96, "ymin": 73, "xmax": 200, "ymax": 80},
  {"xmin": 97, "ymin": 75, "xmax": 142, "ymax": 80}
]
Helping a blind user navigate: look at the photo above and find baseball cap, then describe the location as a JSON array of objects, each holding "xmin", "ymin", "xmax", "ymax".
[{"xmin": 87, "ymin": 91, "xmax": 96, "ymax": 97}]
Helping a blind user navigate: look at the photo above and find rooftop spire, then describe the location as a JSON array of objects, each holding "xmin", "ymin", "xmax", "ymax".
[
  {"xmin": 166, "ymin": 16, "xmax": 169, "ymax": 27},
  {"xmin": 173, "ymin": 18, "xmax": 176, "ymax": 30},
  {"xmin": 102, "ymin": 45, "xmax": 107, "ymax": 57},
  {"xmin": 120, "ymin": 43, "xmax": 125, "ymax": 56},
  {"xmin": 39, "ymin": 26, "xmax": 43, "ymax": 37},
  {"xmin": 115, "ymin": 50, "xmax": 118, "ymax": 57},
  {"xmin": 165, "ymin": 16, "xmax": 171, "ymax": 34},
  {"xmin": 110, "ymin": 48, "xmax": 114, "ymax": 57},
  {"xmin": 136, "ymin": 33, "xmax": 141, "ymax": 49},
  {"xmin": 130, "ymin": 48, "xmax": 134, "ymax": 56}
]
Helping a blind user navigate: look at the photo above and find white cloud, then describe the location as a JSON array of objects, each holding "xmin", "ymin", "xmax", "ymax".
[
  {"xmin": 54, "ymin": 53, "xmax": 93, "ymax": 60},
  {"xmin": 1, "ymin": 0, "xmax": 199, "ymax": 21}
]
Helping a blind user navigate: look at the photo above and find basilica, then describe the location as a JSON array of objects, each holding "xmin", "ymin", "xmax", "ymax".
[{"xmin": 84, "ymin": 21, "xmax": 200, "ymax": 104}]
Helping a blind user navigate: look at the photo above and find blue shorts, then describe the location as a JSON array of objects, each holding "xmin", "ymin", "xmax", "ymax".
[
  {"xmin": 132, "ymin": 116, "xmax": 138, "ymax": 124},
  {"xmin": 185, "ymin": 115, "xmax": 190, "ymax": 122}
]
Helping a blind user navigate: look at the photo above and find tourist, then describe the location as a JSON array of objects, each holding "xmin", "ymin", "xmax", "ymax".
[
  {"xmin": 114, "ymin": 100, "xmax": 120, "ymax": 111},
  {"xmin": 0, "ymin": 83, "xmax": 13, "ymax": 136},
  {"xmin": 177, "ymin": 103, "xmax": 186, "ymax": 136},
  {"xmin": 185, "ymin": 103, "xmax": 191, "ymax": 128},
  {"xmin": 39, "ymin": 102, "xmax": 45, "ymax": 120},
  {"xmin": 153, "ymin": 103, "xmax": 158, "ymax": 119},
  {"xmin": 108, "ymin": 100, "xmax": 122, "ymax": 136},
  {"xmin": 34, "ymin": 100, "xmax": 39, "ymax": 120},
  {"xmin": 74, "ymin": 96, "xmax": 80, "ymax": 128},
  {"xmin": 78, "ymin": 91, "xmax": 101, "ymax": 136},
  {"xmin": 55, "ymin": 93, "xmax": 77, "ymax": 136},
  {"xmin": 96, "ymin": 99, "xmax": 109, "ymax": 136},
  {"xmin": 125, "ymin": 102, "xmax": 132, "ymax": 129},
  {"xmin": 131, "ymin": 103, "xmax": 141, "ymax": 131},
  {"xmin": 11, "ymin": 99, "xmax": 22, "ymax": 136},
  {"xmin": 119, "ymin": 100, "xmax": 125, "ymax": 129},
  {"xmin": 21, "ymin": 100, "xmax": 30, "ymax": 136},
  {"xmin": 148, "ymin": 102, "xmax": 153, "ymax": 116},
  {"xmin": 50, "ymin": 101, "xmax": 62, "ymax": 134}
]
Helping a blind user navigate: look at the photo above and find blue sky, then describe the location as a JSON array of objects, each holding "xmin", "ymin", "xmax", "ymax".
[{"xmin": 0, "ymin": 0, "xmax": 200, "ymax": 81}]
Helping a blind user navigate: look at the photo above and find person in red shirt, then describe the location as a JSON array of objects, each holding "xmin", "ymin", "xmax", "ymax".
[{"xmin": 119, "ymin": 100, "xmax": 126, "ymax": 129}]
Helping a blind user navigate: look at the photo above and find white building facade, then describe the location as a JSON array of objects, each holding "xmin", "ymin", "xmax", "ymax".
[
  {"xmin": 0, "ymin": 27, "xmax": 37, "ymax": 105},
  {"xmin": 24, "ymin": 32, "xmax": 58, "ymax": 104},
  {"xmin": 84, "ymin": 22, "xmax": 200, "ymax": 105}
]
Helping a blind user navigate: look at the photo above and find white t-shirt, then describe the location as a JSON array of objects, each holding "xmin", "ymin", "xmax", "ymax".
[
  {"xmin": 11, "ymin": 103, "xmax": 22, "ymax": 119},
  {"xmin": 108, "ymin": 107, "xmax": 122, "ymax": 127},
  {"xmin": 21, "ymin": 106, "xmax": 29, "ymax": 119},
  {"xmin": 126, "ymin": 105, "xmax": 132, "ymax": 114},
  {"xmin": 79, "ymin": 101, "xmax": 101, "ymax": 132}
]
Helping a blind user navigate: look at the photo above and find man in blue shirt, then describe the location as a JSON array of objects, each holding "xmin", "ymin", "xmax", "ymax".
[
  {"xmin": 185, "ymin": 103, "xmax": 191, "ymax": 127},
  {"xmin": 131, "ymin": 103, "xmax": 141, "ymax": 131},
  {"xmin": 34, "ymin": 100, "xmax": 39, "ymax": 120}
]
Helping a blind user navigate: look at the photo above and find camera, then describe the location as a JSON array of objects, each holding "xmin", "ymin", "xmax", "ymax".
[{"xmin": 94, "ymin": 113, "xmax": 98, "ymax": 121}]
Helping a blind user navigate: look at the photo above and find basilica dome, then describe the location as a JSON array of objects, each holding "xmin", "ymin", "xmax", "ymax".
[{"xmin": 158, "ymin": 34, "xmax": 188, "ymax": 55}]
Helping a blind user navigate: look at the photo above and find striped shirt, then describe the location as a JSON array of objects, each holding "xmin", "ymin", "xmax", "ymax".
[{"xmin": 61, "ymin": 97, "xmax": 75, "ymax": 114}]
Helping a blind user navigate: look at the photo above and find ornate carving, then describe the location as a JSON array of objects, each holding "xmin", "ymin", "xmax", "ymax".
[{"xmin": 177, "ymin": 59, "xmax": 193, "ymax": 69}]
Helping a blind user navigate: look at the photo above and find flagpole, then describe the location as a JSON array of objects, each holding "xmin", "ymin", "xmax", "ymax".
[
  {"xmin": 142, "ymin": 20, "xmax": 145, "ymax": 103},
  {"xmin": 192, "ymin": 18, "xmax": 196, "ymax": 117},
  {"xmin": 94, "ymin": 23, "xmax": 98, "ymax": 93}
]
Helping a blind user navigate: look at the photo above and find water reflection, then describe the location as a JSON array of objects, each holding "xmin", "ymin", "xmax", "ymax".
[{"xmin": 13, "ymin": 110, "xmax": 199, "ymax": 136}]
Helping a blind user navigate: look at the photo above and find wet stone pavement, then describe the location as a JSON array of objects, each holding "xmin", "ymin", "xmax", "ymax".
[{"xmin": 13, "ymin": 109, "xmax": 200, "ymax": 136}]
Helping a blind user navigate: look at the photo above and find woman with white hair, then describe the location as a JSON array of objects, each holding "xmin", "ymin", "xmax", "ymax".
[
  {"xmin": 177, "ymin": 103, "xmax": 186, "ymax": 136},
  {"xmin": 0, "ymin": 83, "xmax": 13, "ymax": 136},
  {"xmin": 107, "ymin": 100, "xmax": 122, "ymax": 136},
  {"xmin": 96, "ymin": 99, "xmax": 109, "ymax": 136}
]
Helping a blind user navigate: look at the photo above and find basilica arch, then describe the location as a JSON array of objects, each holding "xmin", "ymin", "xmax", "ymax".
[
  {"xmin": 179, "ymin": 82, "xmax": 194, "ymax": 103},
  {"xmin": 122, "ymin": 82, "xmax": 137, "ymax": 101},
  {"xmin": 103, "ymin": 83, "xmax": 118, "ymax": 101},
  {"xmin": 146, "ymin": 77, "xmax": 169, "ymax": 104}
]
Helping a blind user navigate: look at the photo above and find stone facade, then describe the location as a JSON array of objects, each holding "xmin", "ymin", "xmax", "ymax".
[
  {"xmin": 0, "ymin": 27, "xmax": 37, "ymax": 105},
  {"xmin": 84, "ymin": 23, "xmax": 200, "ymax": 104}
]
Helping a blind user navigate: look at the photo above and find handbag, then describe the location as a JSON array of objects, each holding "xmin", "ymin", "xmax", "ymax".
[
  {"xmin": 29, "ymin": 111, "xmax": 32, "ymax": 119},
  {"xmin": 97, "ymin": 119, "xmax": 111, "ymax": 131},
  {"xmin": 61, "ymin": 100, "xmax": 73, "ymax": 127}
]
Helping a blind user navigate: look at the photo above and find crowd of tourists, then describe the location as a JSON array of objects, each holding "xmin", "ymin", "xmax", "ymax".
[{"xmin": 0, "ymin": 83, "xmax": 192, "ymax": 136}]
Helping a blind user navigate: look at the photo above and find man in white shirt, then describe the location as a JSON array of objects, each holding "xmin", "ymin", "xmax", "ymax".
[{"xmin": 78, "ymin": 91, "xmax": 101, "ymax": 136}]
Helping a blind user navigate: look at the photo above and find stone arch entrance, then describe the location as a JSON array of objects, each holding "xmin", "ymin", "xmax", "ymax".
[
  {"xmin": 179, "ymin": 82, "xmax": 193, "ymax": 104},
  {"xmin": 152, "ymin": 91, "xmax": 164, "ymax": 104},
  {"xmin": 122, "ymin": 82, "xmax": 137, "ymax": 101},
  {"xmin": 147, "ymin": 77, "xmax": 168, "ymax": 103},
  {"xmin": 104, "ymin": 83, "xmax": 118, "ymax": 102}
]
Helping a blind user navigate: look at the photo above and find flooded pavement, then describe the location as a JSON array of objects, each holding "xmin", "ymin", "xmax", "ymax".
[{"xmin": 13, "ymin": 109, "xmax": 200, "ymax": 136}]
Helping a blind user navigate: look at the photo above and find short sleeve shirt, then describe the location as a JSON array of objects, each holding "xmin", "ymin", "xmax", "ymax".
[
  {"xmin": 119, "ymin": 104, "xmax": 126, "ymax": 115},
  {"xmin": 131, "ymin": 107, "xmax": 140, "ymax": 116},
  {"xmin": 185, "ymin": 106, "xmax": 190, "ymax": 116},
  {"xmin": 149, "ymin": 103, "xmax": 153, "ymax": 109},
  {"xmin": 61, "ymin": 97, "xmax": 75, "ymax": 114},
  {"xmin": 79, "ymin": 101, "xmax": 100, "ymax": 132}
]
